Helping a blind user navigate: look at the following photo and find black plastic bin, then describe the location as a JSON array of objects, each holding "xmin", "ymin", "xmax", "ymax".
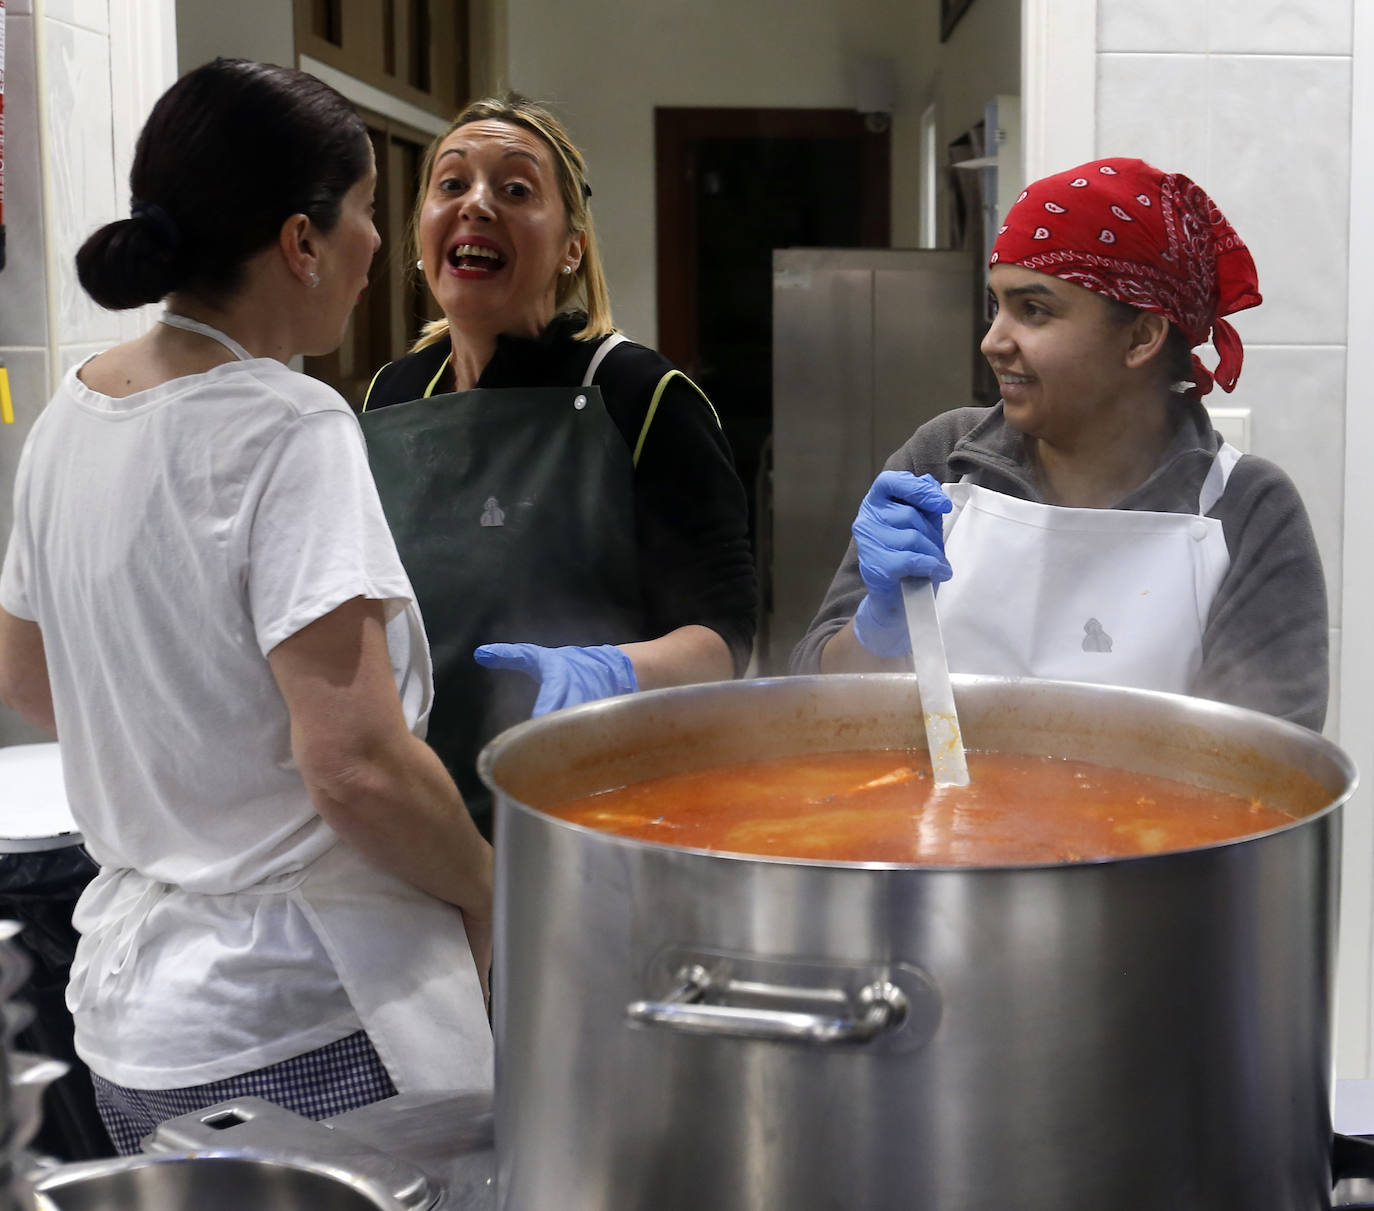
[{"xmin": 1, "ymin": 846, "xmax": 112, "ymax": 1159}]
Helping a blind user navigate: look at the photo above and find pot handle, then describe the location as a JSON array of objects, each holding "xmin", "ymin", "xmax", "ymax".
[{"xmin": 626, "ymin": 963, "xmax": 908, "ymax": 1045}]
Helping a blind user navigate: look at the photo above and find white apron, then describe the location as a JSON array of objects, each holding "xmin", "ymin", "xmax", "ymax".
[
  {"xmin": 935, "ymin": 444, "xmax": 1240, "ymax": 694},
  {"xmin": 71, "ymin": 313, "xmax": 493, "ymax": 1094}
]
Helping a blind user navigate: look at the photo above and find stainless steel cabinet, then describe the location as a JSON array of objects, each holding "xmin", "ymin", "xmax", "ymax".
[{"xmin": 768, "ymin": 248, "xmax": 977, "ymax": 670}]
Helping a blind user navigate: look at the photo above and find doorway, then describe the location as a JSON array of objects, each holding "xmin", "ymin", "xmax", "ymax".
[
  {"xmin": 654, "ymin": 107, "xmax": 891, "ymax": 630},
  {"xmin": 304, "ymin": 114, "xmax": 440, "ymax": 408}
]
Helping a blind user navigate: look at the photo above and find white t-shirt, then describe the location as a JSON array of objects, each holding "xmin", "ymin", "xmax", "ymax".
[{"xmin": 0, "ymin": 356, "xmax": 433, "ymax": 1086}]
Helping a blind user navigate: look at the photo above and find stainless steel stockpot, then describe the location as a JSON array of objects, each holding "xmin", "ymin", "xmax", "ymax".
[
  {"xmin": 25, "ymin": 1152, "xmax": 413, "ymax": 1210},
  {"xmin": 478, "ymin": 675, "xmax": 1357, "ymax": 1211}
]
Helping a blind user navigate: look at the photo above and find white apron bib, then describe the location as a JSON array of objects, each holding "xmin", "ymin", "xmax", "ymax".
[
  {"xmin": 74, "ymin": 313, "xmax": 493, "ymax": 1093},
  {"xmin": 935, "ymin": 444, "xmax": 1240, "ymax": 694}
]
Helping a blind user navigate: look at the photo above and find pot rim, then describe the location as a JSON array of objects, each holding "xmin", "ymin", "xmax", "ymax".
[{"xmin": 477, "ymin": 673, "xmax": 1359, "ymax": 873}]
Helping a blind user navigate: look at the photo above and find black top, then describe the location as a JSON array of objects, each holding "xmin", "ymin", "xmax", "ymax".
[{"xmin": 365, "ymin": 314, "xmax": 758, "ymax": 671}]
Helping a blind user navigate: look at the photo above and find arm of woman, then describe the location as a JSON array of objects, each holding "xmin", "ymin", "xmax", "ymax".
[
  {"xmin": 0, "ymin": 608, "xmax": 57, "ymax": 736},
  {"xmin": 628, "ymin": 371, "xmax": 758, "ymax": 677},
  {"xmin": 620, "ymin": 623, "xmax": 733, "ymax": 688},
  {"xmin": 792, "ymin": 411, "xmax": 975, "ymax": 674},
  {"xmin": 1196, "ymin": 458, "xmax": 1329, "ymax": 731},
  {"xmin": 268, "ymin": 594, "xmax": 492, "ymax": 919}
]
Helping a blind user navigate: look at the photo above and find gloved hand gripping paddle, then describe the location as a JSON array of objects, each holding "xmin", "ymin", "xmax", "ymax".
[{"xmin": 850, "ymin": 471, "xmax": 953, "ymax": 659}]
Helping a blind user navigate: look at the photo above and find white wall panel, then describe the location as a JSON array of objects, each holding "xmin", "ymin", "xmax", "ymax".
[
  {"xmin": 1208, "ymin": 55, "xmax": 1352, "ymax": 346},
  {"xmin": 41, "ymin": 17, "xmax": 120, "ymax": 348},
  {"xmin": 1098, "ymin": 0, "xmax": 1206, "ymax": 54},
  {"xmin": 1095, "ymin": 53, "xmax": 1208, "ymax": 176},
  {"xmin": 42, "ymin": 0, "xmax": 110, "ymax": 34},
  {"xmin": 1209, "ymin": 0, "xmax": 1352, "ymax": 55}
]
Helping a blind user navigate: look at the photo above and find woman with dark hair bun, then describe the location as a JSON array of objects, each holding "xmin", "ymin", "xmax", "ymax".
[{"xmin": 0, "ymin": 58, "xmax": 494, "ymax": 1152}]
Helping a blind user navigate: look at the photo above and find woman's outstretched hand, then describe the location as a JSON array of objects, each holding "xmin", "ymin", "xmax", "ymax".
[{"xmin": 474, "ymin": 642, "xmax": 638, "ymax": 716}]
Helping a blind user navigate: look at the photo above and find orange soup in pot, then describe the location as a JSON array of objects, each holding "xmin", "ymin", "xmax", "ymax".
[{"xmin": 545, "ymin": 750, "xmax": 1304, "ymax": 865}]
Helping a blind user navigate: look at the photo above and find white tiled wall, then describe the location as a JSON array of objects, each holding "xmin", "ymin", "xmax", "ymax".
[
  {"xmin": 1096, "ymin": 0, "xmax": 1354, "ymax": 720},
  {"xmin": 1097, "ymin": 0, "xmax": 1365, "ymax": 1076},
  {"xmin": 43, "ymin": 17, "xmax": 122, "ymax": 350},
  {"xmin": 0, "ymin": 3, "xmax": 119, "ymax": 746}
]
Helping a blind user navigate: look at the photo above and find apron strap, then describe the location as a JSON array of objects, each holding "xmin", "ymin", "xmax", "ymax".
[
  {"xmin": 159, "ymin": 312, "xmax": 255, "ymax": 363},
  {"xmin": 957, "ymin": 442, "xmax": 1241, "ymax": 517},
  {"xmin": 1198, "ymin": 442, "xmax": 1242, "ymax": 517},
  {"xmin": 582, "ymin": 332, "xmax": 630, "ymax": 387}
]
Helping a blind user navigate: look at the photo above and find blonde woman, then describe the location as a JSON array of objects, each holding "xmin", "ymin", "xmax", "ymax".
[{"xmin": 363, "ymin": 94, "xmax": 756, "ymax": 831}]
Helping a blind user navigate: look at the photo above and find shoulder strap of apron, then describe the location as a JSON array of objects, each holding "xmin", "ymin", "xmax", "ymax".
[
  {"xmin": 158, "ymin": 311, "xmax": 255, "ymax": 362},
  {"xmin": 957, "ymin": 442, "xmax": 1242, "ymax": 515},
  {"xmin": 1198, "ymin": 442, "xmax": 1242, "ymax": 516},
  {"xmin": 581, "ymin": 332, "xmax": 630, "ymax": 387}
]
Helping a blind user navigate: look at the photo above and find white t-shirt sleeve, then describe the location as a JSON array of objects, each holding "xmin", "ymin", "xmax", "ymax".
[
  {"xmin": 244, "ymin": 408, "xmax": 415, "ymax": 655},
  {"xmin": 0, "ymin": 436, "xmax": 37, "ymax": 621},
  {"xmin": 0, "ymin": 524, "xmax": 33, "ymax": 620}
]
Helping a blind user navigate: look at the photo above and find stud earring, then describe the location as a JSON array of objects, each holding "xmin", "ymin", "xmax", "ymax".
[
  {"xmin": 308, "ymin": 272, "xmax": 320, "ymax": 289},
  {"xmin": 561, "ymin": 264, "xmax": 573, "ymax": 276},
  {"xmin": 416, "ymin": 259, "xmax": 424, "ymax": 271}
]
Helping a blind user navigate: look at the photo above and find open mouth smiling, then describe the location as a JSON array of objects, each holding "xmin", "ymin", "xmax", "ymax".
[{"xmin": 448, "ymin": 243, "xmax": 507, "ymax": 272}]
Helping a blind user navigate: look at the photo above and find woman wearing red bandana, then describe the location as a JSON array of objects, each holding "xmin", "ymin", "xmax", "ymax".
[{"xmin": 792, "ymin": 157, "xmax": 1327, "ymax": 730}]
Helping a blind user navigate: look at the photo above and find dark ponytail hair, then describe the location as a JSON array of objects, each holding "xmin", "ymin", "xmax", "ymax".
[{"xmin": 77, "ymin": 58, "xmax": 371, "ymax": 310}]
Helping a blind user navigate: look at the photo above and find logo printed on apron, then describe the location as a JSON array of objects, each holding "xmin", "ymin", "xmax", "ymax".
[
  {"xmin": 1081, "ymin": 618, "xmax": 1113, "ymax": 652},
  {"xmin": 479, "ymin": 496, "xmax": 505, "ymax": 527}
]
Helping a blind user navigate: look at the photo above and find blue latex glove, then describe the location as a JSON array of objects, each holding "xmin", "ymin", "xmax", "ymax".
[
  {"xmin": 850, "ymin": 470, "xmax": 953, "ymax": 659},
  {"xmin": 473, "ymin": 642, "xmax": 638, "ymax": 717}
]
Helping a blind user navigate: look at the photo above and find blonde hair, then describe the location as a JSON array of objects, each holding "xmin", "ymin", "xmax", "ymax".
[{"xmin": 410, "ymin": 92, "xmax": 613, "ymax": 352}]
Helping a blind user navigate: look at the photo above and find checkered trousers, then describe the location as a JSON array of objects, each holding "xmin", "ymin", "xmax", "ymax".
[{"xmin": 90, "ymin": 1029, "xmax": 398, "ymax": 1155}]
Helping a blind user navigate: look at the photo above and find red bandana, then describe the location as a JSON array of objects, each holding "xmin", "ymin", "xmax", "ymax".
[{"xmin": 989, "ymin": 158, "xmax": 1261, "ymax": 395}]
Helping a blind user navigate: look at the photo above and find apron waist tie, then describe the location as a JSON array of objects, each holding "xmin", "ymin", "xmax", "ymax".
[{"xmin": 96, "ymin": 863, "xmax": 314, "ymax": 975}]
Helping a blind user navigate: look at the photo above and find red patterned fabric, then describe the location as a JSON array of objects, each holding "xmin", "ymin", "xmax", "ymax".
[{"xmin": 989, "ymin": 158, "xmax": 1261, "ymax": 395}]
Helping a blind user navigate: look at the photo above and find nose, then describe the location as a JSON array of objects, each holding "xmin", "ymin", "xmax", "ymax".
[
  {"xmin": 980, "ymin": 306, "xmax": 1013, "ymax": 361},
  {"xmin": 460, "ymin": 179, "xmax": 495, "ymax": 222}
]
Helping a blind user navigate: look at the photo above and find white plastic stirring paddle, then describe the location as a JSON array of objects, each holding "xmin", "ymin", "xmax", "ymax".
[{"xmin": 901, "ymin": 578, "xmax": 970, "ymax": 788}]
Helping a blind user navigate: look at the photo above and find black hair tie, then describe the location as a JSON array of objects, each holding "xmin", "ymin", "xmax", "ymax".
[{"xmin": 130, "ymin": 200, "xmax": 182, "ymax": 251}]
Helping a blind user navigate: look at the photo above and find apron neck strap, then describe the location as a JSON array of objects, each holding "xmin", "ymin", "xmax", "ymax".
[
  {"xmin": 1198, "ymin": 442, "xmax": 1242, "ymax": 517},
  {"xmin": 581, "ymin": 333, "xmax": 630, "ymax": 387},
  {"xmin": 159, "ymin": 311, "xmax": 255, "ymax": 363}
]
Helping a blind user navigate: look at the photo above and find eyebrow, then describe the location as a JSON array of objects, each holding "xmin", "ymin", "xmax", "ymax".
[
  {"xmin": 437, "ymin": 147, "xmax": 543, "ymax": 169},
  {"xmin": 1000, "ymin": 282, "xmax": 1058, "ymax": 300}
]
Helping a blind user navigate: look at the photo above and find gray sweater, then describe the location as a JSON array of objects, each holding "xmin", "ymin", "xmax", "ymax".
[{"xmin": 790, "ymin": 402, "xmax": 1329, "ymax": 732}]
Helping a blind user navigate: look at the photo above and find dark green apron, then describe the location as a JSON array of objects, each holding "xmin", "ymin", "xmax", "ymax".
[{"xmin": 360, "ymin": 386, "xmax": 645, "ymax": 834}]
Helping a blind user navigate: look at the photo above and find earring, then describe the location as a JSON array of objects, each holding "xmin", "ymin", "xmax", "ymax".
[
  {"xmin": 308, "ymin": 271, "xmax": 320, "ymax": 289},
  {"xmin": 416, "ymin": 259, "xmax": 424, "ymax": 271},
  {"xmin": 561, "ymin": 264, "xmax": 573, "ymax": 276}
]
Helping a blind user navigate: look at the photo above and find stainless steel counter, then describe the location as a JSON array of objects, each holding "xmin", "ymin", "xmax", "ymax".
[
  {"xmin": 145, "ymin": 1090, "xmax": 496, "ymax": 1211},
  {"xmin": 133, "ymin": 1079, "xmax": 1374, "ymax": 1210},
  {"xmin": 323, "ymin": 1092, "xmax": 494, "ymax": 1211}
]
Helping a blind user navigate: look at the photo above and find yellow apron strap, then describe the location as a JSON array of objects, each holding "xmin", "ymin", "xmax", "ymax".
[
  {"xmin": 632, "ymin": 370, "xmax": 721, "ymax": 468},
  {"xmin": 422, "ymin": 359, "xmax": 449, "ymax": 399},
  {"xmin": 361, "ymin": 355, "xmax": 448, "ymax": 413},
  {"xmin": 361, "ymin": 363, "xmax": 391, "ymax": 413}
]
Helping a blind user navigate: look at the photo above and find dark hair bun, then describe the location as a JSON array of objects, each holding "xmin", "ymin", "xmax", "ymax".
[
  {"xmin": 77, "ymin": 58, "xmax": 370, "ymax": 312},
  {"xmin": 76, "ymin": 217, "xmax": 183, "ymax": 311}
]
